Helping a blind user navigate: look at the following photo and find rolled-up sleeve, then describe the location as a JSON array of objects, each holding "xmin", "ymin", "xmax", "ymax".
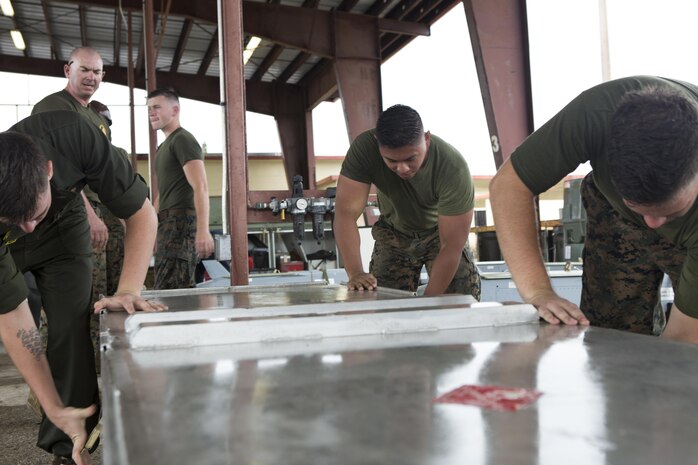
[
  {"xmin": 99, "ymin": 173, "xmax": 149, "ymax": 219},
  {"xmin": 674, "ymin": 250, "xmax": 698, "ymax": 318},
  {"xmin": 28, "ymin": 112, "xmax": 149, "ymax": 220},
  {"xmin": 69, "ymin": 116, "xmax": 149, "ymax": 219},
  {"xmin": 0, "ymin": 245, "xmax": 27, "ymax": 314}
]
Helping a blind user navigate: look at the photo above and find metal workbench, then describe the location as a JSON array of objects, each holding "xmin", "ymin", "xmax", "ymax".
[
  {"xmin": 478, "ymin": 261, "xmax": 584, "ymax": 306},
  {"xmin": 100, "ymin": 284, "xmax": 698, "ymax": 465}
]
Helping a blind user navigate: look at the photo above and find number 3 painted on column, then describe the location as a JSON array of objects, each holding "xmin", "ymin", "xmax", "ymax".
[{"xmin": 490, "ymin": 134, "xmax": 500, "ymax": 153}]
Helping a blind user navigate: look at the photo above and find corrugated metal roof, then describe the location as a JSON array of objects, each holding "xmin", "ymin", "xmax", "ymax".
[{"xmin": 0, "ymin": 0, "xmax": 461, "ymax": 104}]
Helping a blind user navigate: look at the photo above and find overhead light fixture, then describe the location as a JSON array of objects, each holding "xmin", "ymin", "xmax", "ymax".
[
  {"xmin": 0, "ymin": 0, "xmax": 14, "ymax": 17},
  {"xmin": 243, "ymin": 36, "xmax": 262, "ymax": 65},
  {"xmin": 11, "ymin": 29, "xmax": 25, "ymax": 50}
]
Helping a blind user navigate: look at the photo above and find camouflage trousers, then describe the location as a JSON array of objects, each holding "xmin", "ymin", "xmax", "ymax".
[
  {"xmin": 154, "ymin": 212, "xmax": 197, "ymax": 289},
  {"xmin": 89, "ymin": 203, "xmax": 125, "ymax": 373},
  {"xmin": 103, "ymin": 208, "xmax": 125, "ymax": 296},
  {"xmin": 580, "ymin": 173, "xmax": 684, "ymax": 335},
  {"xmin": 89, "ymin": 202, "xmax": 125, "ymax": 299},
  {"xmin": 369, "ymin": 219, "xmax": 481, "ymax": 299}
]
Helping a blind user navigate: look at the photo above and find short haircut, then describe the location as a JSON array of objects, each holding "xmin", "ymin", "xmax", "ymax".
[
  {"xmin": 68, "ymin": 46, "xmax": 102, "ymax": 64},
  {"xmin": 375, "ymin": 104, "xmax": 424, "ymax": 148},
  {"xmin": 0, "ymin": 132, "xmax": 49, "ymax": 223},
  {"xmin": 147, "ymin": 87, "xmax": 180, "ymax": 103},
  {"xmin": 608, "ymin": 86, "xmax": 698, "ymax": 205}
]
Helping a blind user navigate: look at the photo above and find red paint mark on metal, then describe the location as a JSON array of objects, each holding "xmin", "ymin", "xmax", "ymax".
[{"xmin": 433, "ymin": 385, "xmax": 543, "ymax": 411}]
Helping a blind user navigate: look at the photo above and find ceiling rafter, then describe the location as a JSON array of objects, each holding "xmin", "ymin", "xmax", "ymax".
[
  {"xmin": 198, "ymin": 29, "xmax": 217, "ymax": 75},
  {"xmin": 417, "ymin": 0, "xmax": 456, "ymax": 24},
  {"xmin": 298, "ymin": 58, "xmax": 334, "ymax": 103},
  {"xmin": 135, "ymin": 32, "xmax": 145, "ymax": 77},
  {"xmin": 251, "ymin": 44, "xmax": 282, "ymax": 81},
  {"xmin": 78, "ymin": 5, "xmax": 88, "ymax": 45},
  {"xmin": 52, "ymin": 0, "xmax": 217, "ymax": 23},
  {"xmin": 40, "ymin": 0, "xmax": 60, "ymax": 60},
  {"xmin": 113, "ymin": 9, "xmax": 122, "ymax": 67},
  {"xmin": 296, "ymin": 0, "xmax": 390, "ymax": 104},
  {"xmin": 387, "ymin": 0, "xmax": 423, "ymax": 20},
  {"xmin": 366, "ymin": 0, "xmax": 395, "ymax": 17},
  {"xmin": 50, "ymin": 0, "xmax": 428, "ymax": 58},
  {"xmin": 154, "ymin": 0, "xmax": 173, "ymax": 64},
  {"xmin": 379, "ymin": 0, "xmax": 425, "ymax": 54},
  {"xmin": 382, "ymin": 0, "xmax": 454, "ymax": 58},
  {"xmin": 277, "ymin": 50, "xmax": 310, "ymax": 83},
  {"xmin": 0, "ymin": 0, "xmax": 460, "ymax": 112},
  {"xmin": 245, "ymin": 0, "xmax": 427, "ymax": 97},
  {"xmin": 288, "ymin": 0, "xmax": 353, "ymax": 95},
  {"xmin": 171, "ymin": 18, "xmax": 192, "ymax": 73},
  {"xmin": 336, "ymin": 0, "xmax": 360, "ymax": 11},
  {"xmin": 251, "ymin": 0, "xmax": 318, "ymax": 82}
]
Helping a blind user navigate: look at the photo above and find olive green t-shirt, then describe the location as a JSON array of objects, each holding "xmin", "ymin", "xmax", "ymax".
[
  {"xmin": 155, "ymin": 127, "xmax": 203, "ymax": 212},
  {"xmin": 32, "ymin": 89, "xmax": 119, "ymax": 203},
  {"xmin": 0, "ymin": 111, "xmax": 149, "ymax": 313},
  {"xmin": 509, "ymin": 75, "xmax": 698, "ymax": 315},
  {"xmin": 32, "ymin": 89, "xmax": 111, "ymax": 139},
  {"xmin": 341, "ymin": 130, "xmax": 475, "ymax": 234}
]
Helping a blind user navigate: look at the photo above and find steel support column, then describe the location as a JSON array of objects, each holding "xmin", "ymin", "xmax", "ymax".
[
  {"xmin": 143, "ymin": 0, "xmax": 158, "ymax": 200},
  {"xmin": 273, "ymin": 83, "xmax": 316, "ymax": 189},
  {"xmin": 127, "ymin": 11, "xmax": 137, "ymax": 171},
  {"xmin": 463, "ymin": 0, "xmax": 533, "ymax": 168},
  {"xmin": 219, "ymin": 0, "xmax": 249, "ymax": 285},
  {"xmin": 333, "ymin": 12, "xmax": 382, "ymax": 141}
]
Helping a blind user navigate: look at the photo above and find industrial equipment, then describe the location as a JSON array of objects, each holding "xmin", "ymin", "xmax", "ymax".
[
  {"xmin": 256, "ymin": 175, "xmax": 335, "ymax": 244},
  {"xmin": 561, "ymin": 178, "xmax": 586, "ymax": 261}
]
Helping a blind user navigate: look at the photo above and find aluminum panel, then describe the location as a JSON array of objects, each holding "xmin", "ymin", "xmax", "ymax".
[{"xmin": 100, "ymin": 284, "xmax": 698, "ymax": 465}]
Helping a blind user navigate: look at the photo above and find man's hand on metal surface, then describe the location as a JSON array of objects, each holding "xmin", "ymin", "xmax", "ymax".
[
  {"xmin": 347, "ymin": 272, "xmax": 378, "ymax": 291},
  {"xmin": 528, "ymin": 291, "xmax": 590, "ymax": 326},
  {"xmin": 93, "ymin": 292, "xmax": 168, "ymax": 314},
  {"xmin": 86, "ymin": 212, "xmax": 108, "ymax": 251},
  {"xmin": 196, "ymin": 230, "xmax": 215, "ymax": 259},
  {"xmin": 48, "ymin": 404, "xmax": 96, "ymax": 465}
]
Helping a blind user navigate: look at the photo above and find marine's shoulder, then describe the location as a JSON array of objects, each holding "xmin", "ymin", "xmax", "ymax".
[
  {"xmin": 171, "ymin": 126, "xmax": 198, "ymax": 140},
  {"xmin": 13, "ymin": 110, "xmax": 87, "ymax": 133},
  {"xmin": 33, "ymin": 90, "xmax": 79, "ymax": 112}
]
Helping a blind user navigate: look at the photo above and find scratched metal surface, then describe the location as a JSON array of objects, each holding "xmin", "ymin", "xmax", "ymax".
[
  {"xmin": 100, "ymin": 285, "xmax": 698, "ymax": 465},
  {"xmin": 137, "ymin": 283, "xmax": 414, "ymax": 312}
]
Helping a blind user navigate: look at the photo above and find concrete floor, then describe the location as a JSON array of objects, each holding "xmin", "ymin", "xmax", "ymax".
[{"xmin": 0, "ymin": 343, "xmax": 103, "ymax": 465}]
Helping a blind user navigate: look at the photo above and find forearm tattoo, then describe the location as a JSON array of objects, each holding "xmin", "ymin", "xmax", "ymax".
[{"xmin": 16, "ymin": 328, "xmax": 44, "ymax": 361}]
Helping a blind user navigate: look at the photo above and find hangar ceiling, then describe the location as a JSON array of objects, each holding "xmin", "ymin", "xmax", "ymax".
[
  {"xmin": 0, "ymin": 0, "xmax": 467, "ymax": 193},
  {"xmin": 0, "ymin": 0, "xmax": 460, "ymax": 108},
  {"xmin": 0, "ymin": 0, "xmax": 534, "ymax": 285}
]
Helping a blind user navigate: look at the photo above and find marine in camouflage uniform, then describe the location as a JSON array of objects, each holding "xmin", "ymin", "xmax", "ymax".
[
  {"xmin": 335, "ymin": 105, "xmax": 481, "ymax": 299},
  {"xmin": 494, "ymin": 75, "xmax": 698, "ymax": 340},
  {"xmin": 147, "ymin": 88, "xmax": 214, "ymax": 289}
]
